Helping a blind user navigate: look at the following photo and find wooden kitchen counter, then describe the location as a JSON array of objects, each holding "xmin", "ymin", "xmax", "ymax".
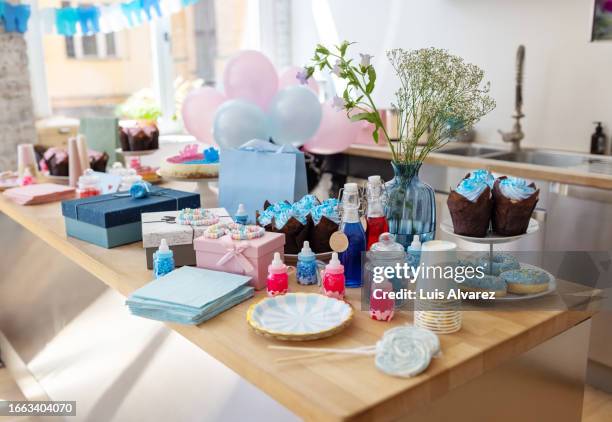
[
  {"xmin": 0, "ymin": 189, "xmax": 595, "ymax": 421},
  {"xmin": 347, "ymin": 144, "xmax": 612, "ymax": 190}
]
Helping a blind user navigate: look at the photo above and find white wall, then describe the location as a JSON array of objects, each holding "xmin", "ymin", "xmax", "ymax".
[{"xmin": 291, "ymin": 0, "xmax": 612, "ymax": 153}]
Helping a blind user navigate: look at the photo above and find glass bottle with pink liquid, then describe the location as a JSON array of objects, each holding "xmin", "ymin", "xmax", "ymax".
[
  {"xmin": 321, "ymin": 252, "xmax": 345, "ymax": 300},
  {"xmin": 266, "ymin": 252, "xmax": 288, "ymax": 296}
]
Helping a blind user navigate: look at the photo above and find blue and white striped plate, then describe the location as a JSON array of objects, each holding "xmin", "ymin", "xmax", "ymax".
[{"xmin": 247, "ymin": 293, "xmax": 353, "ymax": 341}]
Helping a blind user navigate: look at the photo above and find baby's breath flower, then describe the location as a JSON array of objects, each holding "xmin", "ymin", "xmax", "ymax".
[{"xmin": 305, "ymin": 42, "xmax": 494, "ymax": 163}]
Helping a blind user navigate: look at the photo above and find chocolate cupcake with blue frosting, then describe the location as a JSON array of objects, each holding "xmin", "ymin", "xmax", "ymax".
[
  {"xmin": 258, "ymin": 199, "xmax": 310, "ymax": 254},
  {"xmin": 492, "ymin": 176, "xmax": 539, "ymax": 236},
  {"xmin": 447, "ymin": 169, "xmax": 494, "ymax": 237}
]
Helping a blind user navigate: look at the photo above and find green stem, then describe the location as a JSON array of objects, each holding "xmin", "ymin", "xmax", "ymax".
[{"xmin": 327, "ymin": 52, "xmax": 398, "ymax": 162}]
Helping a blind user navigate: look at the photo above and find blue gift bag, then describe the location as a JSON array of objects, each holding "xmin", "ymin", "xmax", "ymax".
[{"xmin": 219, "ymin": 140, "xmax": 308, "ymax": 222}]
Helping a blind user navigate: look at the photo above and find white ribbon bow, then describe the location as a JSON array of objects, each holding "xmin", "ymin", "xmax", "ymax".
[{"xmin": 216, "ymin": 239, "xmax": 254, "ymax": 274}]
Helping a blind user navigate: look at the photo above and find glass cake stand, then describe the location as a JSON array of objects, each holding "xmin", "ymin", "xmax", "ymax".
[
  {"xmin": 156, "ymin": 171, "xmax": 218, "ymax": 208},
  {"xmin": 440, "ymin": 218, "xmax": 556, "ymax": 300}
]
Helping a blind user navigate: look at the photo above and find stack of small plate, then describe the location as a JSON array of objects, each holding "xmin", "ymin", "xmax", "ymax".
[{"xmin": 414, "ymin": 299, "xmax": 462, "ymax": 334}]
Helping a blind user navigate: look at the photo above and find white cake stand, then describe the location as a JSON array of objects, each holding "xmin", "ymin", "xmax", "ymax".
[
  {"xmin": 440, "ymin": 218, "xmax": 556, "ymax": 300},
  {"xmin": 156, "ymin": 171, "xmax": 219, "ymax": 208}
]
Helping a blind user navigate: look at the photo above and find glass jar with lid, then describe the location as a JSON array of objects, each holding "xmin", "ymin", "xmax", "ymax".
[
  {"xmin": 364, "ymin": 232, "xmax": 409, "ymax": 310},
  {"xmin": 77, "ymin": 169, "xmax": 102, "ymax": 198}
]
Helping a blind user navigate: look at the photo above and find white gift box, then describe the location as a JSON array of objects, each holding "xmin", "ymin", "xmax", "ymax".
[{"xmin": 141, "ymin": 208, "xmax": 232, "ymax": 269}]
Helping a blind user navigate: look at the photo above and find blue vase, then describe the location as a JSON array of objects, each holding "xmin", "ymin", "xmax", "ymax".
[{"xmin": 384, "ymin": 162, "xmax": 436, "ymax": 250}]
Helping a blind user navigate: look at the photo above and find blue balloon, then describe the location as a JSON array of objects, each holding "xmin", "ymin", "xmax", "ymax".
[
  {"xmin": 213, "ymin": 100, "xmax": 270, "ymax": 148},
  {"xmin": 268, "ymin": 86, "xmax": 322, "ymax": 146}
]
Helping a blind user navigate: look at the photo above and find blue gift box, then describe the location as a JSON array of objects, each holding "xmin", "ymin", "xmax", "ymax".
[{"xmin": 61, "ymin": 187, "xmax": 200, "ymax": 248}]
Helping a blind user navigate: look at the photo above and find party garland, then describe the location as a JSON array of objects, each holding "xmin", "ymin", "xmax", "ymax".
[{"xmin": 0, "ymin": 0, "xmax": 199, "ymax": 35}]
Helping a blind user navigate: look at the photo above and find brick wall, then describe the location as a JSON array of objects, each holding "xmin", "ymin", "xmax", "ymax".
[{"xmin": 0, "ymin": 28, "xmax": 36, "ymax": 170}]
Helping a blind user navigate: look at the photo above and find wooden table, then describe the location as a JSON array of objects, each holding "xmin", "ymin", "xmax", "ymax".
[{"xmin": 0, "ymin": 188, "xmax": 595, "ymax": 421}]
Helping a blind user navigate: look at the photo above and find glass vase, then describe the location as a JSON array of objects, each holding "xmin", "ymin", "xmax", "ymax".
[{"xmin": 384, "ymin": 162, "xmax": 436, "ymax": 250}]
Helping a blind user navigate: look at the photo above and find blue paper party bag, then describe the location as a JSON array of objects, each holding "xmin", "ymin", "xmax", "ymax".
[{"xmin": 218, "ymin": 140, "xmax": 308, "ymax": 222}]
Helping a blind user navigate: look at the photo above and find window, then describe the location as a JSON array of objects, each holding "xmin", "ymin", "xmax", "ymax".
[
  {"xmin": 62, "ymin": 2, "xmax": 118, "ymax": 60},
  {"xmin": 82, "ymin": 35, "xmax": 98, "ymax": 56},
  {"xmin": 31, "ymin": 0, "xmax": 284, "ymax": 123},
  {"xmin": 105, "ymin": 33, "xmax": 117, "ymax": 56},
  {"xmin": 42, "ymin": 0, "xmax": 154, "ymax": 117},
  {"xmin": 169, "ymin": 0, "xmax": 287, "ymax": 120},
  {"xmin": 65, "ymin": 36, "xmax": 75, "ymax": 57},
  {"xmin": 64, "ymin": 33, "xmax": 119, "ymax": 59}
]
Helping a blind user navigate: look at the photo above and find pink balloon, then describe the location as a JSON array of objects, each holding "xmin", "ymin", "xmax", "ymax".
[
  {"xmin": 182, "ymin": 87, "xmax": 227, "ymax": 144},
  {"xmin": 353, "ymin": 110, "xmax": 387, "ymax": 145},
  {"xmin": 278, "ymin": 66, "xmax": 319, "ymax": 95},
  {"xmin": 303, "ymin": 101, "xmax": 361, "ymax": 155},
  {"xmin": 353, "ymin": 120, "xmax": 376, "ymax": 145},
  {"xmin": 224, "ymin": 50, "xmax": 279, "ymax": 110}
]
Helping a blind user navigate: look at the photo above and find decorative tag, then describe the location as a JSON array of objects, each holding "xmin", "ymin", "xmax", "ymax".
[{"xmin": 329, "ymin": 231, "xmax": 349, "ymax": 253}]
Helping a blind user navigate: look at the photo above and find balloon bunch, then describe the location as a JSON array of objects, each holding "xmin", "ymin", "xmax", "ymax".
[{"xmin": 182, "ymin": 50, "xmax": 364, "ymax": 154}]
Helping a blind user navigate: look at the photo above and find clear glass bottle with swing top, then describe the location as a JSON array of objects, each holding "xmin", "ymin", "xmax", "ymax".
[{"xmin": 338, "ymin": 182, "xmax": 367, "ymax": 288}]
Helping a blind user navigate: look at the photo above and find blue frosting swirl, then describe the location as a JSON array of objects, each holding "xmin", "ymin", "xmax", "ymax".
[
  {"xmin": 454, "ymin": 169, "xmax": 494, "ymax": 202},
  {"xmin": 455, "ymin": 178, "xmax": 487, "ymax": 202},
  {"xmin": 471, "ymin": 169, "xmax": 494, "ymax": 188},
  {"xmin": 499, "ymin": 177, "xmax": 535, "ymax": 200},
  {"xmin": 311, "ymin": 198, "xmax": 340, "ymax": 224},
  {"xmin": 257, "ymin": 195, "xmax": 339, "ymax": 229},
  {"xmin": 257, "ymin": 201, "xmax": 292, "ymax": 228},
  {"xmin": 291, "ymin": 195, "xmax": 318, "ymax": 224}
]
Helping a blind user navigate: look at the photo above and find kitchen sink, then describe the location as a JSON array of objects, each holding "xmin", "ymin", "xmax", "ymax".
[
  {"xmin": 487, "ymin": 150, "xmax": 587, "ymax": 167},
  {"xmin": 438, "ymin": 145, "xmax": 503, "ymax": 157},
  {"xmin": 435, "ymin": 144, "xmax": 612, "ymax": 174}
]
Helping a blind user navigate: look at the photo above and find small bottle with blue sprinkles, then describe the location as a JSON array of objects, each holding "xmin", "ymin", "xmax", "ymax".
[
  {"xmin": 296, "ymin": 241, "xmax": 318, "ymax": 285},
  {"xmin": 153, "ymin": 238, "xmax": 175, "ymax": 278}
]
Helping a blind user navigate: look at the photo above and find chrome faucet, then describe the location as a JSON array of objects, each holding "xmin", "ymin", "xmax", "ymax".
[{"xmin": 498, "ymin": 45, "xmax": 525, "ymax": 152}]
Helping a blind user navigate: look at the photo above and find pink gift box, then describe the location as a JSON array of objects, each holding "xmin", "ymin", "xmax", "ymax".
[{"xmin": 194, "ymin": 232, "xmax": 285, "ymax": 290}]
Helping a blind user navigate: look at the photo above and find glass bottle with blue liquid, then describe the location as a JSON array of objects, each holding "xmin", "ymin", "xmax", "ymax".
[{"xmin": 339, "ymin": 182, "xmax": 366, "ymax": 288}]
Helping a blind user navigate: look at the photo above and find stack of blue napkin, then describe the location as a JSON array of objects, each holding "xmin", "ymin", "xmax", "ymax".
[{"xmin": 126, "ymin": 266, "xmax": 254, "ymax": 325}]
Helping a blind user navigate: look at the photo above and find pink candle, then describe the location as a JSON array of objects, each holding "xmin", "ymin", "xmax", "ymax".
[
  {"xmin": 370, "ymin": 281, "xmax": 394, "ymax": 321},
  {"xmin": 267, "ymin": 252, "xmax": 288, "ymax": 296}
]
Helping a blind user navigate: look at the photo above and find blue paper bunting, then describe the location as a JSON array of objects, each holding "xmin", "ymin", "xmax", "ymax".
[
  {"xmin": 55, "ymin": 7, "xmax": 78, "ymax": 36},
  {"xmin": 142, "ymin": 0, "xmax": 161, "ymax": 20},
  {"xmin": 121, "ymin": 0, "xmax": 142, "ymax": 26},
  {"xmin": 1, "ymin": 0, "xmax": 199, "ymax": 35},
  {"xmin": 77, "ymin": 6, "xmax": 100, "ymax": 35},
  {"xmin": 1, "ymin": 2, "xmax": 31, "ymax": 34}
]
